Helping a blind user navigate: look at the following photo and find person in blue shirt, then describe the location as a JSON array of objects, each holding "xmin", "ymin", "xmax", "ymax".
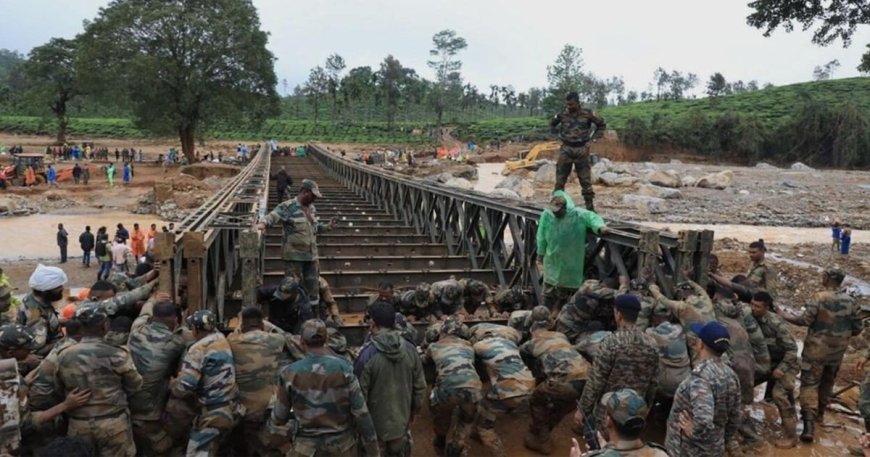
[
  {"xmin": 122, "ymin": 163, "xmax": 131, "ymax": 185},
  {"xmin": 831, "ymin": 219, "xmax": 841, "ymax": 252},
  {"xmin": 46, "ymin": 165, "xmax": 58, "ymax": 187},
  {"xmin": 840, "ymin": 225, "xmax": 852, "ymax": 255}
]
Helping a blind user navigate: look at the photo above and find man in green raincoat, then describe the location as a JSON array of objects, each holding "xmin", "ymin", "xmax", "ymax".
[{"xmin": 536, "ymin": 190, "xmax": 608, "ymax": 314}]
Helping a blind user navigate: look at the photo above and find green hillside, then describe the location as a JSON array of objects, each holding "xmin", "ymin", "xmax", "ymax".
[{"xmin": 454, "ymin": 77, "xmax": 870, "ymax": 144}]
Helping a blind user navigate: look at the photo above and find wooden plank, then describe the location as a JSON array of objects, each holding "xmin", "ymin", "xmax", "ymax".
[
  {"xmin": 183, "ymin": 232, "xmax": 205, "ymax": 314},
  {"xmin": 154, "ymin": 232, "xmax": 175, "ymax": 299}
]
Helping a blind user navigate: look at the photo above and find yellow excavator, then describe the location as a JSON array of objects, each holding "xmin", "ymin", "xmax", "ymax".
[{"xmin": 502, "ymin": 141, "xmax": 561, "ymax": 174}]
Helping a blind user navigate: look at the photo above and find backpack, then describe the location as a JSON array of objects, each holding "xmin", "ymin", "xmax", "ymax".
[{"xmin": 95, "ymin": 239, "xmax": 107, "ymax": 257}]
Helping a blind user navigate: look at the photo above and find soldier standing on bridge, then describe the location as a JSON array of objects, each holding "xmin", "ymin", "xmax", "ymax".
[
  {"xmin": 258, "ymin": 179, "xmax": 336, "ymax": 319},
  {"xmin": 550, "ymin": 91, "xmax": 606, "ymax": 211}
]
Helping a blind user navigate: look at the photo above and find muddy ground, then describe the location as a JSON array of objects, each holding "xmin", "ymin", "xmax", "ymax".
[{"xmin": 2, "ymin": 133, "xmax": 869, "ymax": 456}]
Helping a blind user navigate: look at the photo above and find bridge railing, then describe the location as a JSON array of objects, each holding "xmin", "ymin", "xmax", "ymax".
[
  {"xmin": 308, "ymin": 144, "xmax": 714, "ymax": 302},
  {"xmin": 154, "ymin": 145, "xmax": 270, "ymax": 320}
]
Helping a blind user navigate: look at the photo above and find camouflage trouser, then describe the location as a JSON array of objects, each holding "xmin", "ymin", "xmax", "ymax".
[
  {"xmin": 380, "ymin": 432, "xmax": 413, "ymax": 457},
  {"xmin": 227, "ymin": 418, "xmax": 289, "ymax": 457},
  {"xmin": 476, "ymin": 394, "xmax": 528, "ymax": 457},
  {"xmin": 554, "ymin": 144, "xmax": 594, "ymax": 200},
  {"xmin": 430, "ymin": 389, "xmax": 479, "ymax": 456},
  {"xmin": 131, "ymin": 417, "xmax": 175, "ymax": 456},
  {"xmin": 291, "ymin": 432, "xmax": 358, "ymax": 457},
  {"xmin": 543, "ymin": 284, "xmax": 577, "ymax": 313},
  {"xmin": 286, "ymin": 260, "xmax": 321, "ymax": 317},
  {"xmin": 758, "ymin": 368, "xmax": 797, "ymax": 423},
  {"xmin": 799, "ymin": 359, "xmax": 841, "ymax": 419},
  {"xmin": 164, "ymin": 396, "xmax": 197, "ymax": 444},
  {"xmin": 185, "ymin": 405, "xmax": 238, "ymax": 457},
  {"xmin": 859, "ymin": 369, "xmax": 870, "ymax": 429},
  {"xmin": 67, "ymin": 411, "xmax": 136, "ymax": 457},
  {"xmin": 529, "ymin": 379, "xmax": 584, "ymax": 444}
]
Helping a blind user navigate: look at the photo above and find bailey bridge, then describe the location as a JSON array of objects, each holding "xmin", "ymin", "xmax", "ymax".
[{"xmin": 150, "ymin": 144, "xmax": 714, "ymax": 343}]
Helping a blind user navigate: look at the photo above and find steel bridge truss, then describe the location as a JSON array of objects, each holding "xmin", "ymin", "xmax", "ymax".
[{"xmin": 308, "ymin": 144, "xmax": 714, "ymax": 302}]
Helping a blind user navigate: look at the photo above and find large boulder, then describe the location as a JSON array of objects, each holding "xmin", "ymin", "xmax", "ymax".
[
  {"xmin": 613, "ymin": 176, "xmax": 640, "ymax": 187},
  {"xmin": 645, "ymin": 169, "xmax": 681, "ymax": 188},
  {"xmin": 489, "ymin": 188, "xmax": 520, "ymax": 200},
  {"xmin": 696, "ymin": 170, "xmax": 734, "ymax": 189},
  {"xmin": 495, "ymin": 175, "xmax": 535, "ymax": 199},
  {"xmin": 623, "ymin": 194, "xmax": 666, "ymax": 213},
  {"xmin": 591, "ymin": 159, "xmax": 611, "ymax": 180},
  {"xmin": 638, "ymin": 184, "xmax": 682, "ymax": 199},
  {"xmin": 681, "ymin": 176, "xmax": 697, "ymax": 187},
  {"xmin": 444, "ymin": 177, "xmax": 473, "ymax": 190},
  {"xmin": 598, "ymin": 172, "xmax": 620, "ymax": 186},
  {"xmin": 533, "ymin": 163, "xmax": 557, "ymax": 185},
  {"xmin": 790, "ymin": 162, "xmax": 815, "ymax": 171},
  {"xmin": 452, "ymin": 166, "xmax": 478, "ymax": 180},
  {"xmin": 755, "ymin": 162, "xmax": 778, "ymax": 169}
]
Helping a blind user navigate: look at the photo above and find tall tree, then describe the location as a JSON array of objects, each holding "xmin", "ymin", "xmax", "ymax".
[
  {"xmin": 706, "ymin": 72, "xmax": 729, "ymax": 97},
  {"xmin": 813, "ymin": 59, "xmax": 840, "ymax": 80},
  {"xmin": 21, "ymin": 38, "xmax": 82, "ymax": 144},
  {"xmin": 861, "ymin": 44, "xmax": 870, "ymax": 73},
  {"xmin": 304, "ymin": 66, "xmax": 328, "ymax": 128},
  {"xmin": 747, "ymin": 0, "xmax": 869, "ymax": 68},
  {"xmin": 340, "ymin": 66, "xmax": 376, "ymax": 121},
  {"xmin": 325, "ymin": 53, "xmax": 346, "ymax": 122},
  {"xmin": 427, "ymin": 29, "xmax": 467, "ymax": 126},
  {"xmin": 376, "ymin": 55, "xmax": 412, "ymax": 129},
  {"xmin": 545, "ymin": 44, "xmax": 585, "ymax": 112},
  {"xmin": 79, "ymin": 0, "xmax": 279, "ymax": 161}
]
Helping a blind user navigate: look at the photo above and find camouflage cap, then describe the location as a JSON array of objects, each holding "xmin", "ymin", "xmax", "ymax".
[
  {"xmin": 425, "ymin": 321, "xmax": 444, "ymax": 343},
  {"xmin": 108, "ymin": 271, "xmax": 130, "ymax": 290},
  {"xmin": 273, "ymin": 276, "xmax": 300, "ymax": 302},
  {"xmin": 301, "ymin": 319, "xmax": 327, "ymax": 345},
  {"xmin": 187, "ymin": 309, "xmax": 217, "ymax": 331},
  {"xmin": 441, "ymin": 316, "xmax": 464, "ymax": 336},
  {"xmin": 0, "ymin": 323, "xmax": 33, "ymax": 348},
  {"xmin": 825, "ymin": 267, "xmax": 846, "ymax": 283},
  {"xmin": 527, "ymin": 305, "xmax": 551, "ymax": 329},
  {"xmin": 414, "ymin": 283, "xmax": 431, "ymax": 308},
  {"xmin": 74, "ymin": 301, "xmax": 108, "ymax": 326},
  {"xmin": 600, "ymin": 388, "xmax": 649, "ymax": 426},
  {"xmin": 301, "ymin": 179, "xmax": 322, "ymax": 198}
]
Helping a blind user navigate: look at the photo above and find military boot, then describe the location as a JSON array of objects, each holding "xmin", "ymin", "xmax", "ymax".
[
  {"xmin": 523, "ymin": 433, "xmax": 553, "ymax": 455},
  {"xmin": 774, "ymin": 415, "xmax": 798, "ymax": 449},
  {"xmin": 584, "ymin": 197, "xmax": 595, "ymax": 212},
  {"xmin": 800, "ymin": 413, "xmax": 816, "ymax": 443},
  {"xmin": 738, "ymin": 420, "xmax": 761, "ymax": 445}
]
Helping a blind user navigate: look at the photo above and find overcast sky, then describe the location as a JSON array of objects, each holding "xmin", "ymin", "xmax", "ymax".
[{"xmin": 1, "ymin": 0, "xmax": 867, "ymax": 97}]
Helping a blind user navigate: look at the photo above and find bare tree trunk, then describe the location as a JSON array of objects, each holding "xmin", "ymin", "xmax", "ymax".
[
  {"xmin": 179, "ymin": 126, "xmax": 195, "ymax": 163},
  {"xmin": 56, "ymin": 114, "xmax": 68, "ymax": 145}
]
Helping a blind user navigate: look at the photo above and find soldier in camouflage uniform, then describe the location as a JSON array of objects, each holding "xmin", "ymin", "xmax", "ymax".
[
  {"xmin": 493, "ymin": 285, "xmax": 527, "ymax": 316},
  {"xmin": 54, "ymin": 302, "xmax": 143, "ymax": 457},
  {"xmin": 396, "ymin": 283, "xmax": 433, "ymax": 322},
  {"xmin": 260, "ymin": 275, "xmax": 315, "ymax": 331},
  {"xmin": 108, "ymin": 266, "xmax": 158, "ymax": 293},
  {"xmin": 170, "ymin": 309, "xmax": 242, "ymax": 457},
  {"xmin": 17, "ymin": 264, "xmax": 67, "ymax": 356},
  {"xmin": 459, "ymin": 278, "xmax": 497, "ymax": 319},
  {"xmin": 665, "ymin": 321, "xmax": 741, "ymax": 457},
  {"xmin": 748, "ymin": 291, "xmax": 800, "ymax": 448},
  {"xmin": 0, "ymin": 283, "xmax": 22, "ymax": 325},
  {"xmin": 258, "ymin": 179, "xmax": 336, "ymax": 318},
  {"xmin": 0, "ymin": 323, "xmax": 92, "ymax": 457},
  {"xmin": 227, "ymin": 306, "xmax": 288, "ymax": 456},
  {"xmin": 520, "ymin": 306, "xmax": 590, "ymax": 454},
  {"xmin": 747, "ymin": 239, "xmax": 777, "ymax": 298},
  {"xmin": 127, "ymin": 299, "xmax": 186, "ymax": 456},
  {"xmin": 85, "ymin": 278, "xmax": 157, "ymax": 320},
  {"xmin": 645, "ymin": 304, "xmax": 691, "ymax": 400},
  {"xmin": 556, "ymin": 277, "xmax": 624, "ymax": 342},
  {"xmin": 508, "ymin": 305, "xmax": 551, "ymax": 343},
  {"xmin": 430, "ymin": 277, "xmax": 466, "ymax": 319},
  {"xmin": 469, "ymin": 323, "xmax": 535, "ymax": 457},
  {"xmin": 577, "ymin": 295, "xmax": 659, "ymax": 439},
  {"xmin": 319, "ymin": 276, "xmax": 343, "ymax": 325},
  {"xmin": 270, "ymin": 319, "xmax": 381, "ymax": 457},
  {"xmin": 581, "ymin": 388, "xmax": 668, "ymax": 457},
  {"xmin": 649, "ymin": 280, "xmax": 715, "ymax": 326},
  {"xmin": 549, "ymin": 91, "xmax": 606, "ymax": 211},
  {"xmin": 423, "ymin": 317, "xmax": 482, "ymax": 456},
  {"xmin": 779, "ymin": 268, "xmax": 861, "ymax": 442}
]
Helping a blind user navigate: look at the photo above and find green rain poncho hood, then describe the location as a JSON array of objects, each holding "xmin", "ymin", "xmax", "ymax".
[{"xmin": 536, "ymin": 190, "xmax": 605, "ymax": 289}]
